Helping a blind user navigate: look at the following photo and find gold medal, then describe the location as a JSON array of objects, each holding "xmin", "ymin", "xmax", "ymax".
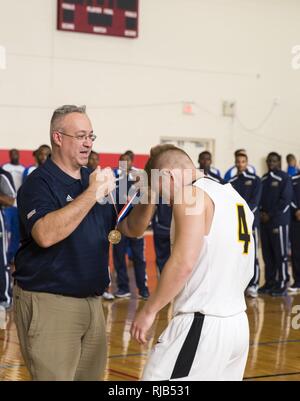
[
  {"xmin": 107, "ymin": 189, "xmax": 138, "ymax": 245},
  {"xmin": 108, "ymin": 229, "xmax": 122, "ymax": 245}
]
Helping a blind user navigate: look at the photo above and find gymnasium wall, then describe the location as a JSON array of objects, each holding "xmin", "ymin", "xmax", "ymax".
[
  {"xmin": 0, "ymin": 149, "xmax": 148, "ymax": 169},
  {"xmin": 0, "ymin": 0, "xmax": 300, "ymax": 175}
]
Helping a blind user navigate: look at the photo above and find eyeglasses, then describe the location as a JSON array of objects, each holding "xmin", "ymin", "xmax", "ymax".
[{"xmin": 56, "ymin": 131, "xmax": 97, "ymax": 142}]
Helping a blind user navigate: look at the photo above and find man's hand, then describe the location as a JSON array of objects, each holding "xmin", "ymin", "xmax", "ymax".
[
  {"xmin": 260, "ymin": 211, "xmax": 270, "ymax": 224},
  {"xmin": 295, "ymin": 210, "xmax": 300, "ymax": 221},
  {"xmin": 89, "ymin": 167, "xmax": 116, "ymax": 202},
  {"xmin": 0, "ymin": 194, "xmax": 15, "ymax": 207},
  {"xmin": 130, "ymin": 308, "xmax": 157, "ymax": 345}
]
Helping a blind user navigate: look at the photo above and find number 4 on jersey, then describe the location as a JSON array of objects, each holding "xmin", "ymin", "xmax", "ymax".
[{"xmin": 236, "ymin": 204, "xmax": 251, "ymax": 254}]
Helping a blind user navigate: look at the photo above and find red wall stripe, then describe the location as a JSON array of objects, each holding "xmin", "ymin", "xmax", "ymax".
[
  {"xmin": 99, "ymin": 153, "xmax": 149, "ymax": 169},
  {"xmin": 0, "ymin": 150, "xmax": 35, "ymax": 167},
  {"xmin": 0, "ymin": 150, "xmax": 149, "ymax": 169}
]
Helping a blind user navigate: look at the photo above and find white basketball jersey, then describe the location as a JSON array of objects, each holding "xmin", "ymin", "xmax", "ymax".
[{"xmin": 172, "ymin": 178, "xmax": 255, "ymax": 317}]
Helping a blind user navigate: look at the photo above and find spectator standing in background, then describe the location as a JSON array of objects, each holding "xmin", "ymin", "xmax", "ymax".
[
  {"xmin": 289, "ymin": 172, "xmax": 300, "ymax": 292},
  {"xmin": 87, "ymin": 150, "xmax": 99, "ymax": 171},
  {"xmin": 22, "ymin": 145, "xmax": 51, "ymax": 182},
  {"xmin": 2, "ymin": 149, "xmax": 25, "ymax": 264},
  {"xmin": 2, "ymin": 149, "xmax": 25, "ymax": 191},
  {"xmin": 151, "ymin": 200, "xmax": 172, "ymax": 274},
  {"xmin": 124, "ymin": 150, "xmax": 137, "ymax": 169},
  {"xmin": 286, "ymin": 154, "xmax": 299, "ymax": 177},
  {"xmin": 0, "ymin": 167, "xmax": 16, "ymax": 309},
  {"xmin": 113, "ymin": 153, "xmax": 150, "ymax": 299},
  {"xmin": 224, "ymin": 149, "xmax": 256, "ymax": 182},
  {"xmin": 198, "ymin": 151, "xmax": 223, "ymax": 183},
  {"xmin": 259, "ymin": 152, "xmax": 293, "ymax": 297},
  {"xmin": 229, "ymin": 153, "xmax": 262, "ymax": 298},
  {"xmin": 115, "ymin": 150, "xmax": 139, "ymax": 264}
]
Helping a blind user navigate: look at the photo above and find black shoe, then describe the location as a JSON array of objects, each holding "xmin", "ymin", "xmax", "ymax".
[
  {"xmin": 271, "ymin": 284, "xmax": 287, "ymax": 297},
  {"xmin": 138, "ymin": 289, "xmax": 150, "ymax": 300},
  {"xmin": 115, "ymin": 290, "xmax": 131, "ymax": 298},
  {"xmin": 258, "ymin": 283, "xmax": 275, "ymax": 295}
]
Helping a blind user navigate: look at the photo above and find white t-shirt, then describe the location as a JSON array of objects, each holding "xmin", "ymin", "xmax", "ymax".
[{"xmin": 2, "ymin": 163, "xmax": 25, "ymax": 191}]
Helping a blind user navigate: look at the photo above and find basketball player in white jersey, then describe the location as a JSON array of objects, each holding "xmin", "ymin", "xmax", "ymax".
[{"xmin": 119, "ymin": 145, "xmax": 255, "ymax": 381}]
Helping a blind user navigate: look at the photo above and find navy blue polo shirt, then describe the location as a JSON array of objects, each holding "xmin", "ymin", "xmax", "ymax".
[{"xmin": 14, "ymin": 158, "xmax": 115, "ymax": 298}]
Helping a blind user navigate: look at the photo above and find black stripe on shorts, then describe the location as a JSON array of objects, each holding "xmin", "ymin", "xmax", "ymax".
[{"xmin": 170, "ymin": 312, "xmax": 205, "ymax": 380}]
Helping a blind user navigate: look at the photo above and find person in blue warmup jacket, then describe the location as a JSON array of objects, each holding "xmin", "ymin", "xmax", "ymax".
[
  {"xmin": 113, "ymin": 153, "xmax": 150, "ymax": 300},
  {"xmin": 224, "ymin": 149, "xmax": 256, "ymax": 182},
  {"xmin": 289, "ymin": 173, "xmax": 300, "ymax": 292},
  {"xmin": 286, "ymin": 154, "xmax": 299, "ymax": 177},
  {"xmin": 0, "ymin": 167, "xmax": 16, "ymax": 309},
  {"xmin": 198, "ymin": 151, "xmax": 223, "ymax": 183},
  {"xmin": 229, "ymin": 153, "xmax": 262, "ymax": 298},
  {"xmin": 258, "ymin": 152, "xmax": 293, "ymax": 297},
  {"xmin": 151, "ymin": 200, "xmax": 172, "ymax": 274}
]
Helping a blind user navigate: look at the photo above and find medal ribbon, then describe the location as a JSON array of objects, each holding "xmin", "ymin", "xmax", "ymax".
[{"xmin": 110, "ymin": 191, "xmax": 139, "ymax": 226}]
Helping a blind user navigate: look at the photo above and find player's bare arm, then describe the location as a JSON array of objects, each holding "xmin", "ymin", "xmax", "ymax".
[{"xmin": 131, "ymin": 187, "xmax": 209, "ymax": 344}]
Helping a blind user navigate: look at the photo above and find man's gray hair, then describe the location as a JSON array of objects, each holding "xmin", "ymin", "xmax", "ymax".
[{"xmin": 50, "ymin": 105, "xmax": 86, "ymax": 132}]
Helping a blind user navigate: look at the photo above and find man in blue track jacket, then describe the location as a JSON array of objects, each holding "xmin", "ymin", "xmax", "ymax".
[
  {"xmin": 258, "ymin": 152, "xmax": 293, "ymax": 297},
  {"xmin": 289, "ymin": 173, "xmax": 300, "ymax": 292}
]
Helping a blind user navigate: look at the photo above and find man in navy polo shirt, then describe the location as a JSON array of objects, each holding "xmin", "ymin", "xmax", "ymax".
[{"xmin": 13, "ymin": 105, "xmax": 116, "ymax": 381}]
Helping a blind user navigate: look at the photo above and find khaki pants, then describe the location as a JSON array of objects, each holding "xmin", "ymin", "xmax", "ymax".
[{"xmin": 13, "ymin": 285, "xmax": 107, "ymax": 381}]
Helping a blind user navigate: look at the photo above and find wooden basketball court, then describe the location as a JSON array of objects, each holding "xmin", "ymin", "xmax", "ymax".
[{"xmin": 1, "ymin": 233, "xmax": 300, "ymax": 381}]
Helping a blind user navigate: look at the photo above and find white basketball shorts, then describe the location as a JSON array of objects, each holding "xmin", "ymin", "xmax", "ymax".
[{"xmin": 142, "ymin": 311, "xmax": 249, "ymax": 381}]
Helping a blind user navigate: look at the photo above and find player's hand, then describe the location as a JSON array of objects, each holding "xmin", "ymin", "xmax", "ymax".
[
  {"xmin": 131, "ymin": 308, "xmax": 156, "ymax": 345},
  {"xmin": 89, "ymin": 167, "xmax": 116, "ymax": 202},
  {"xmin": 295, "ymin": 210, "xmax": 300, "ymax": 221}
]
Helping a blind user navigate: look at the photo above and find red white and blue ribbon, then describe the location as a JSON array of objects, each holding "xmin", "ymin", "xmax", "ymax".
[{"xmin": 110, "ymin": 191, "xmax": 139, "ymax": 225}]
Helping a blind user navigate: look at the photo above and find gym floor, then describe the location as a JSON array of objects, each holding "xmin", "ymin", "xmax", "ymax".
[{"xmin": 1, "ymin": 233, "xmax": 300, "ymax": 381}]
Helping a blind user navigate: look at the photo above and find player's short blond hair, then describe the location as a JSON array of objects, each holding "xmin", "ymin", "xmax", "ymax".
[{"xmin": 145, "ymin": 144, "xmax": 192, "ymax": 182}]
